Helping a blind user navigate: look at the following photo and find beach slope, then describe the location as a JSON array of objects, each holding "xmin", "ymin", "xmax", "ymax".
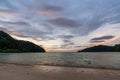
[{"xmin": 0, "ymin": 63, "xmax": 120, "ymax": 80}]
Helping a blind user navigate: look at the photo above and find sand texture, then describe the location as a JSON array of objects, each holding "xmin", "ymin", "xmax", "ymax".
[{"xmin": 0, "ymin": 63, "xmax": 120, "ymax": 80}]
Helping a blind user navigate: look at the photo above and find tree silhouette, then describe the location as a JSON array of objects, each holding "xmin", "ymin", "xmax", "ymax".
[{"xmin": 0, "ymin": 31, "xmax": 45, "ymax": 53}]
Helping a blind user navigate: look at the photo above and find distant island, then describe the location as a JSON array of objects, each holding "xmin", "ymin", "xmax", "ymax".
[
  {"xmin": 78, "ymin": 45, "xmax": 120, "ymax": 52},
  {"xmin": 0, "ymin": 31, "xmax": 45, "ymax": 53}
]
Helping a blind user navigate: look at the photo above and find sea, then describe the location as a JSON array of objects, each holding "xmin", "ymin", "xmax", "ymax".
[{"xmin": 0, "ymin": 52, "xmax": 120, "ymax": 69}]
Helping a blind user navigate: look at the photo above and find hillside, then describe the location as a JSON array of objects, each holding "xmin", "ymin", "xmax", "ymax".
[
  {"xmin": 78, "ymin": 45, "xmax": 120, "ymax": 52},
  {"xmin": 0, "ymin": 31, "xmax": 45, "ymax": 53}
]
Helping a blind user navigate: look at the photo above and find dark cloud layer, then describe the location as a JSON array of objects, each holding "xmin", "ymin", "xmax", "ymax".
[
  {"xmin": 15, "ymin": 34, "xmax": 29, "ymax": 38},
  {"xmin": 91, "ymin": 36, "xmax": 114, "ymax": 41},
  {"xmin": 91, "ymin": 40, "xmax": 105, "ymax": 43},
  {"xmin": 58, "ymin": 35, "xmax": 74, "ymax": 39},
  {"xmin": 91, "ymin": 35, "xmax": 115, "ymax": 43},
  {"xmin": 0, "ymin": 21, "xmax": 30, "ymax": 26},
  {"xmin": 60, "ymin": 35, "xmax": 75, "ymax": 48},
  {"xmin": 19, "ymin": 29, "xmax": 51, "ymax": 37},
  {"xmin": 47, "ymin": 17, "xmax": 81, "ymax": 28},
  {"xmin": 60, "ymin": 42, "xmax": 74, "ymax": 48},
  {"xmin": 41, "ymin": 5, "xmax": 63, "ymax": 12},
  {"xmin": 35, "ymin": 5, "xmax": 64, "ymax": 15}
]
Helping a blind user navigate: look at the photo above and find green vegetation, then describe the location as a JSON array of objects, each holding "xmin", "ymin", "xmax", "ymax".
[
  {"xmin": 0, "ymin": 31, "xmax": 45, "ymax": 53},
  {"xmin": 78, "ymin": 45, "xmax": 120, "ymax": 52}
]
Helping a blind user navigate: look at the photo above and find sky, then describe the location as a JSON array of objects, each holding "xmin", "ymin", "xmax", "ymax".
[{"xmin": 0, "ymin": 0, "xmax": 120, "ymax": 52}]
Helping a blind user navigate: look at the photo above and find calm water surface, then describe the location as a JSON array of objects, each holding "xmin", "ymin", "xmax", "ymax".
[{"xmin": 0, "ymin": 52, "xmax": 120, "ymax": 69}]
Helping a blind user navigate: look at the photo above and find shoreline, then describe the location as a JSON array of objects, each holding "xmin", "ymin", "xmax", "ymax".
[
  {"xmin": 0, "ymin": 62, "xmax": 120, "ymax": 80},
  {"xmin": 0, "ymin": 62, "xmax": 120, "ymax": 70}
]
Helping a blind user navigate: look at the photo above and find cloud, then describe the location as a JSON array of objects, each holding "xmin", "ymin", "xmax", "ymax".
[
  {"xmin": 90, "ymin": 40, "xmax": 105, "ymax": 43},
  {"xmin": 40, "ymin": 36, "xmax": 55, "ymax": 41},
  {"xmin": 0, "ymin": 27, "xmax": 6, "ymax": 31},
  {"xmin": 41, "ymin": 5, "xmax": 63, "ymax": 12},
  {"xmin": 63, "ymin": 39, "xmax": 71, "ymax": 43},
  {"xmin": 60, "ymin": 42, "xmax": 74, "ymax": 48},
  {"xmin": 60, "ymin": 37, "xmax": 75, "ymax": 48},
  {"xmin": 91, "ymin": 36, "xmax": 114, "ymax": 41},
  {"xmin": 0, "ymin": 27, "xmax": 21, "ymax": 36},
  {"xmin": 0, "ymin": 20, "xmax": 54, "ymax": 41},
  {"xmin": 0, "ymin": 10, "xmax": 21, "ymax": 17},
  {"xmin": 0, "ymin": 20, "xmax": 31, "ymax": 32},
  {"xmin": 0, "ymin": 19, "xmax": 55, "ymax": 43},
  {"xmin": 57, "ymin": 34, "xmax": 75, "ymax": 48},
  {"xmin": 47, "ymin": 17, "xmax": 81, "ymax": 28},
  {"xmin": 75, "ymin": 46, "xmax": 82, "ymax": 48},
  {"xmin": 58, "ymin": 35, "xmax": 74, "ymax": 39},
  {"xmin": 34, "ymin": 5, "xmax": 63, "ymax": 16},
  {"xmin": 19, "ymin": 29, "xmax": 51, "ymax": 38},
  {"xmin": 90, "ymin": 35, "xmax": 115, "ymax": 43},
  {"xmin": 0, "ymin": 20, "xmax": 30, "ymax": 26},
  {"xmin": 15, "ymin": 34, "xmax": 29, "ymax": 38}
]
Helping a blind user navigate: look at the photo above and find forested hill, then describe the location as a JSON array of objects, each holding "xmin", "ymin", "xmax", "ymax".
[
  {"xmin": 78, "ymin": 45, "xmax": 120, "ymax": 52},
  {"xmin": 0, "ymin": 31, "xmax": 45, "ymax": 53}
]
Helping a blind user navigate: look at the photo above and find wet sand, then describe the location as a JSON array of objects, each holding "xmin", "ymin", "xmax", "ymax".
[{"xmin": 0, "ymin": 63, "xmax": 120, "ymax": 80}]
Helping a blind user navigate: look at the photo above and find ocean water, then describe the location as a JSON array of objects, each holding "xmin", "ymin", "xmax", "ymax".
[{"xmin": 0, "ymin": 52, "xmax": 120, "ymax": 69}]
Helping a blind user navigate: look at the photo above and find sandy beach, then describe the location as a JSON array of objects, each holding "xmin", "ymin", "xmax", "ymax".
[{"xmin": 0, "ymin": 63, "xmax": 120, "ymax": 80}]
